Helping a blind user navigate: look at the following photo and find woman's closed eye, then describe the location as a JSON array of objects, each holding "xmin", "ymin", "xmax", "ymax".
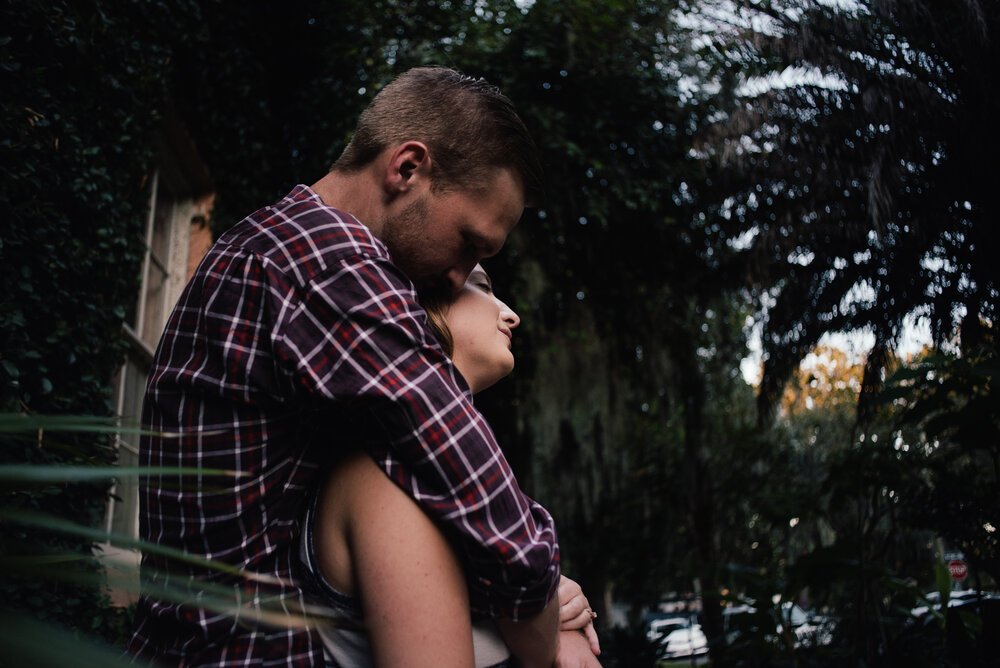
[{"xmin": 467, "ymin": 269, "xmax": 493, "ymax": 295}]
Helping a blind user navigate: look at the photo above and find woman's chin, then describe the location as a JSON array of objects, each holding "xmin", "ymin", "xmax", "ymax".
[
  {"xmin": 497, "ymin": 357, "xmax": 515, "ymax": 382},
  {"xmin": 470, "ymin": 368, "xmax": 514, "ymax": 395}
]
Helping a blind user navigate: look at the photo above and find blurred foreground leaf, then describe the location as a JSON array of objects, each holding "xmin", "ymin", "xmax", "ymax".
[
  {"xmin": 0, "ymin": 464, "xmax": 246, "ymax": 485},
  {"xmin": 0, "ymin": 508, "xmax": 249, "ymax": 579},
  {"xmin": 0, "ymin": 612, "xmax": 132, "ymax": 668}
]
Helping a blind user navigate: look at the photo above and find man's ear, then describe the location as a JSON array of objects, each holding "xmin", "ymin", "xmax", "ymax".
[{"xmin": 383, "ymin": 141, "xmax": 432, "ymax": 198}]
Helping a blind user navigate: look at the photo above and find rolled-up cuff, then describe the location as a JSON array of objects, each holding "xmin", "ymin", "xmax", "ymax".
[{"xmin": 469, "ymin": 556, "xmax": 561, "ymax": 621}]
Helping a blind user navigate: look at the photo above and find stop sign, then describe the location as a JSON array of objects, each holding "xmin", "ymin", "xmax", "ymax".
[{"xmin": 948, "ymin": 559, "xmax": 968, "ymax": 582}]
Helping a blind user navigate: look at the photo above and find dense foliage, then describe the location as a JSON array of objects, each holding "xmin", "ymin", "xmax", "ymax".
[{"xmin": 0, "ymin": 0, "xmax": 198, "ymax": 639}]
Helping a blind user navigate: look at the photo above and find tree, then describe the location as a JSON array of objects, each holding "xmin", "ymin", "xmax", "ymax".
[
  {"xmin": 690, "ymin": 5, "xmax": 1000, "ymax": 653},
  {"xmin": 760, "ymin": 340, "xmax": 998, "ymax": 664},
  {"xmin": 698, "ymin": 0, "xmax": 1000, "ymax": 418},
  {"xmin": 884, "ymin": 343, "xmax": 1000, "ymax": 586}
]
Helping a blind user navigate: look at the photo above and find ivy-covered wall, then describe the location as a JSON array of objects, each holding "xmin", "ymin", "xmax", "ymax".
[{"xmin": 0, "ymin": 0, "xmax": 198, "ymax": 639}]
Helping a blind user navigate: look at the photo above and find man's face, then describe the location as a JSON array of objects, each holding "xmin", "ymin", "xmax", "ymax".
[{"xmin": 379, "ymin": 167, "xmax": 525, "ymax": 292}]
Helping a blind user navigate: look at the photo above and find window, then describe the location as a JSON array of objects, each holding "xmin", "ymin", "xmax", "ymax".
[
  {"xmin": 105, "ymin": 170, "xmax": 182, "ymax": 538},
  {"xmin": 102, "ymin": 146, "xmax": 213, "ymax": 602}
]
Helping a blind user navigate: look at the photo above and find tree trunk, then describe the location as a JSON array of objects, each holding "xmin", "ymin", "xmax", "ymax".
[{"xmin": 677, "ymin": 340, "xmax": 727, "ymax": 665}]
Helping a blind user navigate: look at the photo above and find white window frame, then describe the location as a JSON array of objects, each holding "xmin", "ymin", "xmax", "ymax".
[{"xmin": 102, "ymin": 166, "xmax": 201, "ymax": 603}]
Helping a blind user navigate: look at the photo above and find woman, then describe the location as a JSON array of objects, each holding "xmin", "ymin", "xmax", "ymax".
[{"xmin": 297, "ymin": 265, "xmax": 599, "ymax": 667}]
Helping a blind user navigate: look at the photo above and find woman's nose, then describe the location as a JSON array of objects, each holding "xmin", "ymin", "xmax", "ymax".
[{"xmin": 498, "ymin": 299, "xmax": 520, "ymax": 329}]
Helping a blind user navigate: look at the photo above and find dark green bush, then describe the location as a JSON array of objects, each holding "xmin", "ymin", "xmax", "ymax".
[{"xmin": 0, "ymin": 0, "xmax": 198, "ymax": 638}]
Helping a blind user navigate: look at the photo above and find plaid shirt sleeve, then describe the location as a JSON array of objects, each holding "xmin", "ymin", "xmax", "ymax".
[{"xmin": 266, "ymin": 239, "xmax": 560, "ymax": 619}]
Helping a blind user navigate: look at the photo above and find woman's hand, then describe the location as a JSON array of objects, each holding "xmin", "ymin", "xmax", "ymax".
[{"xmin": 557, "ymin": 575, "xmax": 601, "ymax": 656}]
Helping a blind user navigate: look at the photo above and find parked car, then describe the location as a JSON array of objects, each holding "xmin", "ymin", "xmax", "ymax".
[
  {"xmin": 901, "ymin": 590, "xmax": 1000, "ymax": 662},
  {"xmin": 657, "ymin": 624, "xmax": 709, "ymax": 660},
  {"xmin": 647, "ymin": 616, "xmax": 693, "ymax": 644},
  {"xmin": 910, "ymin": 589, "xmax": 997, "ymax": 618},
  {"xmin": 773, "ymin": 601, "xmax": 835, "ymax": 648}
]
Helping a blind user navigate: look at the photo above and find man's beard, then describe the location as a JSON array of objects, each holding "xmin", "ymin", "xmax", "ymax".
[{"xmin": 378, "ymin": 196, "xmax": 447, "ymax": 291}]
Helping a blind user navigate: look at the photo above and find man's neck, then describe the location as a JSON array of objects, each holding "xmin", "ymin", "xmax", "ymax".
[{"xmin": 310, "ymin": 169, "xmax": 385, "ymax": 236}]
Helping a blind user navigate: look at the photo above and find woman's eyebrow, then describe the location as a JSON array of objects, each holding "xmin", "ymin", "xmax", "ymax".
[{"xmin": 469, "ymin": 269, "xmax": 492, "ymax": 288}]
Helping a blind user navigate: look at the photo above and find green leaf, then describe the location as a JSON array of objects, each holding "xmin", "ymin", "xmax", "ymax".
[
  {"xmin": 934, "ymin": 561, "xmax": 951, "ymax": 611},
  {"xmin": 0, "ymin": 464, "xmax": 247, "ymax": 485},
  {"xmin": 0, "ymin": 508, "xmax": 247, "ymax": 578},
  {"xmin": 0, "ymin": 413, "xmax": 155, "ymax": 436},
  {"xmin": 0, "ymin": 554, "xmax": 95, "ymax": 568}
]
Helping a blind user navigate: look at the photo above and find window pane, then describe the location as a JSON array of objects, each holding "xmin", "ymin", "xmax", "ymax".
[
  {"xmin": 110, "ymin": 443, "xmax": 139, "ymax": 539},
  {"xmin": 110, "ymin": 357, "xmax": 146, "ymax": 539},
  {"xmin": 137, "ymin": 172, "xmax": 175, "ymax": 345},
  {"xmin": 124, "ymin": 272, "xmax": 141, "ymax": 332},
  {"xmin": 141, "ymin": 264, "xmax": 167, "ymax": 350},
  {"xmin": 119, "ymin": 358, "xmax": 147, "ymax": 434},
  {"xmin": 150, "ymin": 196, "xmax": 174, "ymax": 265}
]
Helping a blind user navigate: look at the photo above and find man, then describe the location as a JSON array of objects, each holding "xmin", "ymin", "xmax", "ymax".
[{"xmin": 127, "ymin": 67, "xmax": 599, "ymax": 666}]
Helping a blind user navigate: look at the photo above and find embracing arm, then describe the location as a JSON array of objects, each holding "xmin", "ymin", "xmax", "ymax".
[
  {"xmin": 494, "ymin": 597, "xmax": 559, "ymax": 667},
  {"xmin": 494, "ymin": 577, "xmax": 602, "ymax": 667},
  {"xmin": 321, "ymin": 456, "xmax": 592, "ymax": 668},
  {"xmin": 272, "ymin": 251, "xmax": 560, "ymax": 617}
]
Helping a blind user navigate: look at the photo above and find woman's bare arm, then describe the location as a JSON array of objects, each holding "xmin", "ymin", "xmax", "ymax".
[
  {"xmin": 315, "ymin": 453, "xmax": 475, "ymax": 667},
  {"xmin": 314, "ymin": 454, "xmax": 599, "ymax": 666}
]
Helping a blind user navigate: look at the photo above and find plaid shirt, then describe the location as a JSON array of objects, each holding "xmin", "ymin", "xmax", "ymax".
[{"xmin": 126, "ymin": 185, "xmax": 560, "ymax": 666}]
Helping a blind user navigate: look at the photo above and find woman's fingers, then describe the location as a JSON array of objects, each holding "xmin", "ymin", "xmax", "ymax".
[
  {"xmin": 561, "ymin": 607, "xmax": 593, "ymax": 630},
  {"xmin": 560, "ymin": 596, "xmax": 590, "ymax": 625},
  {"xmin": 558, "ymin": 575, "xmax": 584, "ymax": 605},
  {"xmin": 583, "ymin": 622, "xmax": 602, "ymax": 656},
  {"xmin": 557, "ymin": 575, "xmax": 601, "ymax": 656},
  {"xmin": 558, "ymin": 575, "xmax": 590, "ymax": 625}
]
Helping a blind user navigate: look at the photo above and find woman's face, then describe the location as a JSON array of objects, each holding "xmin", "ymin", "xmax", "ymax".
[{"xmin": 447, "ymin": 264, "xmax": 521, "ymax": 393}]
